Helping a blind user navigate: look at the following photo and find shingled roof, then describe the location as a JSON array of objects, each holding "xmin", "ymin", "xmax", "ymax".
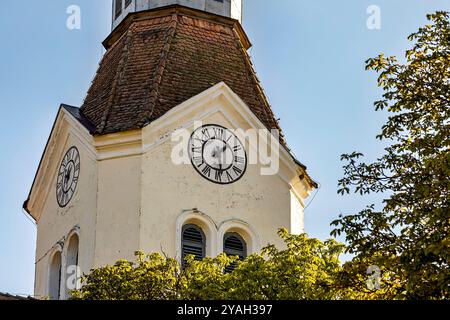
[
  {"xmin": 80, "ymin": 5, "xmax": 283, "ymax": 138},
  {"xmin": 76, "ymin": 5, "xmax": 317, "ymax": 188}
]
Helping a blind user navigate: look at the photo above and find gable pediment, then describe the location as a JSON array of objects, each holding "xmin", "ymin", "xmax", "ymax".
[
  {"xmin": 23, "ymin": 105, "xmax": 96, "ymax": 221},
  {"xmin": 141, "ymin": 82, "xmax": 316, "ymax": 197}
]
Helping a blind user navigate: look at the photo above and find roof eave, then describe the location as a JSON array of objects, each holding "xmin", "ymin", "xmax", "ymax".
[
  {"xmin": 103, "ymin": 4, "xmax": 252, "ymax": 50},
  {"xmin": 292, "ymin": 156, "xmax": 319, "ymax": 189}
]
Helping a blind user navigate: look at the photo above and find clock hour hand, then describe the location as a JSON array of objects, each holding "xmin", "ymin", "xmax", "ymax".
[
  {"xmin": 65, "ymin": 168, "xmax": 71, "ymax": 182},
  {"xmin": 212, "ymin": 145, "xmax": 228, "ymax": 165}
]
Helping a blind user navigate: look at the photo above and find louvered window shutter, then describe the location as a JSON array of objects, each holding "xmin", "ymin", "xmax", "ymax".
[
  {"xmin": 182, "ymin": 225, "xmax": 206, "ymax": 268},
  {"xmin": 223, "ymin": 233, "xmax": 247, "ymax": 273}
]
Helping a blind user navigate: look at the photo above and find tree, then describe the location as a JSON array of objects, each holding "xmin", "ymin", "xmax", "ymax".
[
  {"xmin": 214, "ymin": 230, "xmax": 344, "ymax": 300},
  {"xmin": 332, "ymin": 11, "xmax": 450, "ymax": 300},
  {"xmin": 71, "ymin": 229, "xmax": 345, "ymax": 300}
]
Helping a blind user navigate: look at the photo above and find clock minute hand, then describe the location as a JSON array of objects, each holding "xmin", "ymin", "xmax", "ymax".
[{"xmin": 215, "ymin": 145, "xmax": 228, "ymax": 166}]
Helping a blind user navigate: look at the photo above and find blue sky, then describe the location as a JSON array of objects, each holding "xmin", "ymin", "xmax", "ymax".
[{"xmin": 1, "ymin": 0, "xmax": 449, "ymax": 296}]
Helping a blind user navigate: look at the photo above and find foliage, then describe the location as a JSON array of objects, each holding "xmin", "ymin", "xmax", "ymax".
[
  {"xmin": 71, "ymin": 229, "xmax": 346, "ymax": 300},
  {"xmin": 332, "ymin": 11, "xmax": 450, "ymax": 300}
]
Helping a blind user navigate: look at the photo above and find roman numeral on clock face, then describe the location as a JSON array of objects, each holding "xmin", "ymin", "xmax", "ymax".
[
  {"xmin": 202, "ymin": 165, "xmax": 212, "ymax": 177},
  {"xmin": 213, "ymin": 127, "xmax": 225, "ymax": 141},
  {"xmin": 201, "ymin": 128, "xmax": 211, "ymax": 140},
  {"xmin": 233, "ymin": 166, "xmax": 243, "ymax": 176},
  {"xmin": 215, "ymin": 170, "xmax": 223, "ymax": 182},
  {"xmin": 235, "ymin": 156, "xmax": 245, "ymax": 164}
]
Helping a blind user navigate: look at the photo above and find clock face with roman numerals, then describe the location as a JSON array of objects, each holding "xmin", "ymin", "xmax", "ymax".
[
  {"xmin": 56, "ymin": 147, "xmax": 80, "ymax": 208},
  {"xmin": 189, "ymin": 125, "xmax": 247, "ymax": 185}
]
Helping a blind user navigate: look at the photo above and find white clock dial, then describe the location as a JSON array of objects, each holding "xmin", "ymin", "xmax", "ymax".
[
  {"xmin": 188, "ymin": 125, "xmax": 247, "ymax": 184},
  {"xmin": 56, "ymin": 147, "xmax": 80, "ymax": 208}
]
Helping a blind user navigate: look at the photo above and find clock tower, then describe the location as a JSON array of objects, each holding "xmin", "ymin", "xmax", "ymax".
[{"xmin": 24, "ymin": 2, "xmax": 317, "ymax": 299}]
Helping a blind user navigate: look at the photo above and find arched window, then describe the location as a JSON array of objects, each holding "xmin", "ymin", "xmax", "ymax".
[
  {"xmin": 65, "ymin": 234, "xmax": 79, "ymax": 298},
  {"xmin": 182, "ymin": 224, "xmax": 206, "ymax": 268},
  {"xmin": 49, "ymin": 251, "xmax": 62, "ymax": 300},
  {"xmin": 223, "ymin": 233, "xmax": 247, "ymax": 273}
]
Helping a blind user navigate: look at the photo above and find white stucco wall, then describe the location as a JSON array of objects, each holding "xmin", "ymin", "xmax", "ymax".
[
  {"xmin": 139, "ymin": 109, "xmax": 292, "ymax": 259},
  {"xmin": 94, "ymin": 155, "xmax": 142, "ymax": 267}
]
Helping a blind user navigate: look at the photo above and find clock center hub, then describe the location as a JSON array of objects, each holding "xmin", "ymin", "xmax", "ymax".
[{"xmin": 203, "ymin": 139, "xmax": 233, "ymax": 171}]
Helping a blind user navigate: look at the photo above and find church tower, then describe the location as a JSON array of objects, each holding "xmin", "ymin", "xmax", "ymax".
[{"xmin": 24, "ymin": 2, "xmax": 317, "ymax": 299}]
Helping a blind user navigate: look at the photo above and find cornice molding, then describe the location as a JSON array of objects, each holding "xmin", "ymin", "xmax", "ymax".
[{"xmin": 103, "ymin": 5, "xmax": 251, "ymax": 50}]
